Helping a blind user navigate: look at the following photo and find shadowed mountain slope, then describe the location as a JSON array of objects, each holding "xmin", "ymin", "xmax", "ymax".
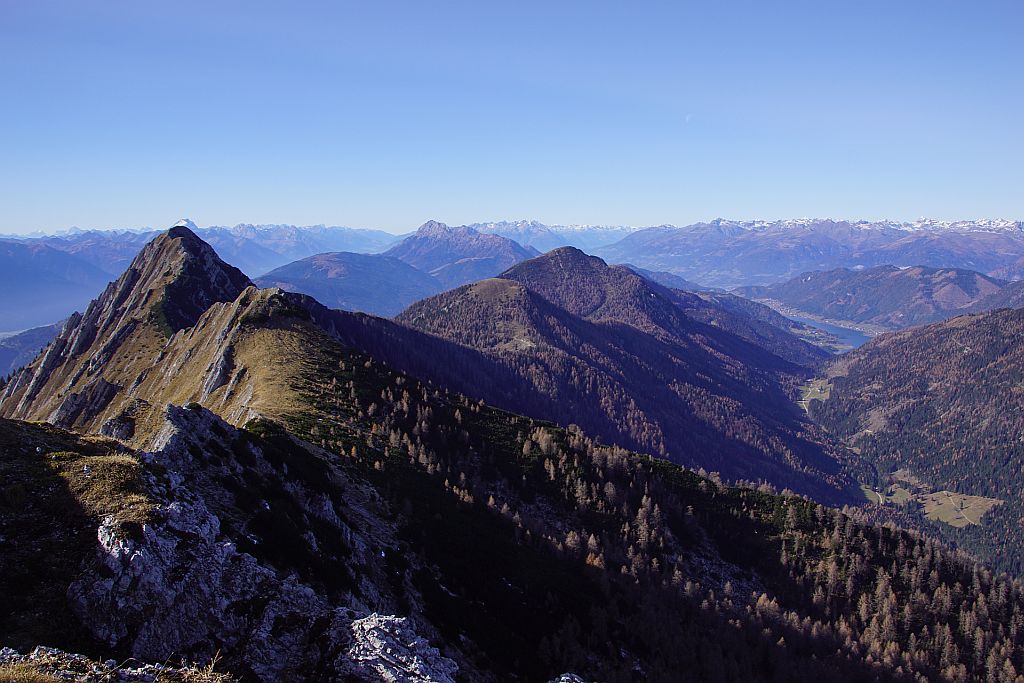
[
  {"xmin": 387, "ymin": 248, "xmax": 846, "ymax": 501},
  {"xmin": 808, "ymin": 308, "xmax": 1024, "ymax": 575},
  {"xmin": 254, "ymin": 251, "xmax": 443, "ymax": 317},
  {"xmin": 6, "ymin": 228, "xmax": 1024, "ymax": 680},
  {"xmin": 738, "ymin": 265, "xmax": 1006, "ymax": 331},
  {"xmin": 503, "ymin": 248, "xmax": 829, "ymax": 366}
]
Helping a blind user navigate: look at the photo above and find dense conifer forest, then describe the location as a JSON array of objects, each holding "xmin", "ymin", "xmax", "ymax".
[
  {"xmin": 264, "ymin": 302, "xmax": 1024, "ymax": 681},
  {"xmin": 810, "ymin": 308, "xmax": 1024, "ymax": 576}
]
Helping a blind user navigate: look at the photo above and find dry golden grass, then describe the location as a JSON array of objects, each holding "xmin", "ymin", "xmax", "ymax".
[
  {"xmin": 0, "ymin": 663, "xmax": 63, "ymax": 683},
  {"xmin": 0, "ymin": 657, "xmax": 234, "ymax": 683},
  {"xmin": 42, "ymin": 449, "xmax": 156, "ymax": 532}
]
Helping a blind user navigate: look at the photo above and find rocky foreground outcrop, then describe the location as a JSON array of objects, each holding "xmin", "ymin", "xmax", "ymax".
[
  {"xmin": 75, "ymin": 405, "xmax": 458, "ymax": 681},
  {"xmin": 1, "ymin": 406, "xmax": 460, "ymax": 682}
]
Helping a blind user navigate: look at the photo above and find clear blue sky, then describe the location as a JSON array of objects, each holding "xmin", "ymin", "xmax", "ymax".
[{"xmin": 1, "ymin": 1, "xmax": 1021, "ymax": 234}]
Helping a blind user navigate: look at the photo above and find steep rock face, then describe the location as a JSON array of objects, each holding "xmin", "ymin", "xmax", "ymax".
[
  {"xmin": 0, "ymin": 227, "xmax": 252, "ymax": 439},
  {"xmin": 147, "ymin": 226, "xmax": 253, "ymax": 333},
  {"xmin": 383, "ymin": 220, "xmax": 539, "ymax": 288},
  {"xmin": 3, "ymin": 286, "xmax": 341, "ymax": 445},
  {"xmin": 66, "ymin": 405, "xmax": 457, "ymax": 682},
  {"xmin": 346, "ymin": 614, "xmax": 458, "ymax": 683}
]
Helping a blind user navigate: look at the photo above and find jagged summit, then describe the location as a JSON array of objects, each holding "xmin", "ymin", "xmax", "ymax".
[
  {"xmin": 0, "ymin": 226, "xmax": 252, "ymax": 437},
  {"xmin": 414, "ymin": 219, "xmax": 455, "ymax": 236},
  {"xmin": 113, "ymin": 224, "xmax": 251, "ymax": 333}
]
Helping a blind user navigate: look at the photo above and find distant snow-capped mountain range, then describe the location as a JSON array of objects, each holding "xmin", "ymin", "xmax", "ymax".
[
  {"xmin": 681, "ymin": 217, "xmax": 1024, "ymax": 233},
  {"xmin": 5, "ymin": 216, "xmax": 1022, "ymax": 242},
  {"xmin": 4, "ymin": 215, "xmax": 1024, "ymax": 331}
]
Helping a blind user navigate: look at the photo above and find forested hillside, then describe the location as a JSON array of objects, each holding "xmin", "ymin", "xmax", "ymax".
[
  {"xmin": 10, "ymin": 284, "xmax": 1024, "ymax": 680},
  {"xmin": 386, "ymin": 248, "xmax": 848, "ymax": 502},
  {"xmin": 809, "ymin": 308, "xmax": 1024, "ymax": 575},
  {"xmin": 737, "ymin": 265, "xmax": 1005, "ymax": 331},
  {"xmin": 7, "ymin": 227, "xmax": 1024, "ymax": 681},
  {"xmin": 276, "ymin": 328, "xmax": 1024, "ymax": 682}
]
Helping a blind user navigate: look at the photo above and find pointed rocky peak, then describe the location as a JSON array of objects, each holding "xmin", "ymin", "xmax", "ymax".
[
  {"xmin": 124, "ymin": 225, "xmax": 252, "ymax": 334},
  {"xmin": 0, "ymin": 226, "xmax": 254, "ymax": 429},
  {"xmin": 414, "ymin": 219, "xmax": 457, "ymax": 237}
]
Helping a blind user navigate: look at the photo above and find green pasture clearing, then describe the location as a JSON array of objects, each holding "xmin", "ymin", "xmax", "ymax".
[
  {"xmin": 798, "ymin": 379, "xmax": 832, "ymax": 412},
  {"xmin": 920, "ymin": 491, "xmax": 1003, "ymax": 528}
]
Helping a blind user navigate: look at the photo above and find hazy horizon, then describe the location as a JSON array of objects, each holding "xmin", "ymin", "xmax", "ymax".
[
  {"xmin": 2, "ymin": 1, "xmax": 1021, "ymax": 233},
  {"xmin": 4, "ymin": 213, "xmax": 1024, "ymax": 239}
]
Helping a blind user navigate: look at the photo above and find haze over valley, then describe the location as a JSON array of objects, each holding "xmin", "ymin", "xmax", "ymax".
[{"xmin": 3, "ymin": 1, "xmax": 1023, "ymax": 681}]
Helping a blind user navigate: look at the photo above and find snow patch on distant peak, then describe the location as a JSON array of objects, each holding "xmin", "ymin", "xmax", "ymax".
[
  {"xmin": 172, "ymin": 218, "xmax": 199, "ymax": 230},
  {"xmin": 471, "ymin": 220, "xmax": 641, "ymax": 233},
  {"xmin": 693, "ymin": 218, "xmax": 1024, "ymax": 234}
]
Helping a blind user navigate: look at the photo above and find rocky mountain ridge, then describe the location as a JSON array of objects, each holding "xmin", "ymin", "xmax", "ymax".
[
  {"xmin": 6, "ymin": 227, "xmax": 1024, "ymax": 680},
  {"xmin": 3, "ymin": 220, "xmax": 400, "ymax": 281}
]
